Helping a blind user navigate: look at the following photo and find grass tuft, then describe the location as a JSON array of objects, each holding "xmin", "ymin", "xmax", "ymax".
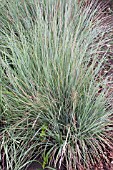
[{"xmin": 1, "ymin": 0, "xmax": 113, "ymax": 169}]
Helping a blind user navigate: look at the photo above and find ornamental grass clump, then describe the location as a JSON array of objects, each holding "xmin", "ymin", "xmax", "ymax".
[{"xmin": 0, "ymin": 0, "xmax": 113, "ymax": 169}]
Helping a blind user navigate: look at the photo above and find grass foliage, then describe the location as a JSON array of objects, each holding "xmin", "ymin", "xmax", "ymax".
[{"xmin": 0, "ymin": 0, "xmax": 113, "ymax": 169}]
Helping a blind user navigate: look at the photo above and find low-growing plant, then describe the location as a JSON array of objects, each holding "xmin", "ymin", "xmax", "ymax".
[{"xmin": 0, "ymin": 0, "xmax": 113, "ymax": 169}]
